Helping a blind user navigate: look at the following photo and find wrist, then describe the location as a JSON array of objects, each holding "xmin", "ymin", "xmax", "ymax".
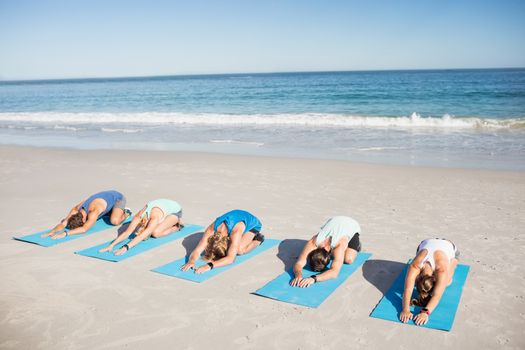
[
  {"xmin": 420, "ymin": 308, "xmax": 430, "ymax": 315},
  {"xmin": 207, "ymin": 262, "xmax": 214, "ymax": 270},
  {"xmin": 311, "ymin": 274, "xmax": 318, "ymax": 283}
]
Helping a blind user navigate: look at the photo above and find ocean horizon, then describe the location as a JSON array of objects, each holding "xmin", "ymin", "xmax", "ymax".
[
  {"xmin": 2, "ymin": 67, "xmax": 524, "ymax": 83},
  {"xmin": 1, "ymin": 68, "xmax": 524, "ymax": 170}
]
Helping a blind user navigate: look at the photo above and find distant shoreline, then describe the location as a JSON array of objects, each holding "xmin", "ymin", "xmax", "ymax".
[{"xmin": 2, "ymin": 67, "xmax": 524, "ymax": 84}]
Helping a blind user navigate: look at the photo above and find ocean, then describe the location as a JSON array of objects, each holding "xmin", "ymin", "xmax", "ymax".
[{"xmin": 0, "ymin": 69, "xmax": 524, "ymax": 170}]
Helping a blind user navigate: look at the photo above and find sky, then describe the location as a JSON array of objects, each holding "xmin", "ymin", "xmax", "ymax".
[{"xmin": 0, "ymin": 0, "xmax": 524, "ymax": 80}]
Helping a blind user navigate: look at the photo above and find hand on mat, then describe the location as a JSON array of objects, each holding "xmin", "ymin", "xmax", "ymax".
[
  {"xmin": 414, "ymin": 312, "xmax": 429, "ymax": 326},
  {"xmin": 51, "ymin": 232, "xmax": 67, "ymax": 240},
  {"xmin": 194, "ymin": 264, "xmax": 211, "ymax": 274},
  {"xmin": 290, "ymin": 276, "xmax": 303, "ymax": 287},
  {"xmin": 114, "ymin": 247, "xmax": 128, "ymax": 256},
  {"xmin": 98, "ymin": 245, "xmax": 113, "ymax": 253},
  {"xmin": 298, "ymin": 277, "xmax": 315, "ymax": 288},
  {"xmin": 399, "ymin": 310, "xmax": 413, "ymax": 323},
  {"xmin": 180, "ymin": 262, "xmax": 195, "ymax": 272},
  {"xmin": 41, "ymin": 231, "xmax": 54, "ymax": 238}
]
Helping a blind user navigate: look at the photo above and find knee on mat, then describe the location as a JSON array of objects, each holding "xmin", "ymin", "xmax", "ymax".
[
  {"xmin": 110, "ymin": 217, "xmax": 122, "ymax": 225},
  {"xmin": 151, "ymin": 231, "xmax": 162, "ymax": 238},
  {"xmin": 344, "ymin": 257, "xmax": 355, "ymax": 265}
]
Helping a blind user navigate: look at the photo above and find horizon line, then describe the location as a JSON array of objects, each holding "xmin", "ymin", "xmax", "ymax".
[{"xmin": 1, "ymin": 66, "xmax": 524, "ymax": 83}]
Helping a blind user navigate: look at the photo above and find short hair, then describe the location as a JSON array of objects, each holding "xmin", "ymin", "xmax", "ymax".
[
  {"xmin": 67, "ymin": 212, "xmax": 84, "ymax": 230},
  {"xmin": 307, "ymin": 248, "xmax": 331, "ymax": 272},
  {"xmin": 203, "ymin": 232, "xmax": 230, "ymax": 261}
]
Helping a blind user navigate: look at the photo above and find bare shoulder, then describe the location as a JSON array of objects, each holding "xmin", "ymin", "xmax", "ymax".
[
  {"xmin": 87, "ymin": 198, "xmax": 106, "ymax": 216},
  {"xmin": 411, "ymin": 250, "xmax": 427, "ymax": 267},
  {"xmin": 334, "ymin": 237, "xmax": 348, "ymax": 252},
  {"xmin": 231, "ymin": 221, "xmax": 246, "ymax": 234},
  {"xmin": 433, "ymin": 251, "xmax": 450, "ymax": 271}
]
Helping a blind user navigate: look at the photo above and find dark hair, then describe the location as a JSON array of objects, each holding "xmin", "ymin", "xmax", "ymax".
[
  {"xmin": 411, "ymin": 274, "xmax": 436, "ymax": 307},
  {"xmin": 67, "ymin": 212, "xmax": 84, "ymax": 230},
  {"xmin": 307, "ymin": 248, "xmax": 331, "ymax": 272}
]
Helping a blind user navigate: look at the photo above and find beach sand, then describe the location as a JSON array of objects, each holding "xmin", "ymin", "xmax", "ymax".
[{"xmin": 0, "ymin": 145, "xmax": 523, "ymax": 349}]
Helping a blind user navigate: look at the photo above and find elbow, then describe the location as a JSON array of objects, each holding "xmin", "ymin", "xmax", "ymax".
[
  {"xmin": 237, "ymin": 247, "xmax": 248, "ymax": 256},
  {"xmin": 435, "ymin": 267, "xmax": 446, "ymax": 274},
  {"xmin": 328, "ymin": 268, "xmax": 340, "ymax": 280},
  {"xmin": 409, "ymin": 261, "xmax": 420, "ymax": 270}
]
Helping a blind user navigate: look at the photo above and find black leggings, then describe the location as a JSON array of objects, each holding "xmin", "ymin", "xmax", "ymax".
[{"xmin": 348, "ymin": 233, "xmax": 361, "ymax": 252}]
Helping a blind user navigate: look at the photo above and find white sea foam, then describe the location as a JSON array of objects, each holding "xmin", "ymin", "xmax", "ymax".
[
  {"xmin": 52, "ymin": 125, "xmax": 85, "ymax": 131},
  {"xmin": 210, "ymin": 139, "xmax": 264, "ymax": 146},
  {"xmin": 357, "ymin": 146, "xmax": 407, "ymax": 152},
  {"xmin": 101, "ymin": 127, "xmax": 141, "ymax": 133},
  {"xmin": 0, "ymin": 112, "xmax": 523, "ymax": 130}
]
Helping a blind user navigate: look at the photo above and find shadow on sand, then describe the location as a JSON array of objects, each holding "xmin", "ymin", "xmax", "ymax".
[
  {"xmin": 362, "ymin": 259, "xmax": 406, "ymax": 295},
  {"xmin": 276, "ymin": 239, "xmax": 308, "ymax": 272},
  {"xmin": 181, "ymin": 231, "xmax": 205, "ymax": 256}
]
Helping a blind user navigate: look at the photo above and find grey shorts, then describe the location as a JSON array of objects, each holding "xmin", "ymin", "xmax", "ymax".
[
  {"xmin": 114, "ymin": 196, "xmax": 127, "ymax": 210},
  {"xmin": 173, "ymin": 210, "xmax": 183, "ymax": 219}
]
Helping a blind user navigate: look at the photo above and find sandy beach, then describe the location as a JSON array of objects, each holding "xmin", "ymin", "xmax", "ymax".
[{"xmin": 0, "ymin": 145, "xmax": 524, "ymax": 350}]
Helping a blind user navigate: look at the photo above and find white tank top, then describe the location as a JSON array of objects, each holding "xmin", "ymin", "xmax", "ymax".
[
  {"xmin": 315, "ymin": 216, "xmax": 361, "ymax": 248},
  {"xmin": 417, "ymin": 239, "xmax": 456, "ymax": 270}
]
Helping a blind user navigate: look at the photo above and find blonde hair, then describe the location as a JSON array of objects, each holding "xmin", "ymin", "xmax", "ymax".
[
  {"xmin": 203, "ymin": 232, "xmax": 230, "ymax": 261},
  {"xmin": 411, "ymin": 274, "xmax": 436, "ymax": 307},
  {"xmin": 135, "ymin": 216, "xmax": 149, "ymax": 235}
]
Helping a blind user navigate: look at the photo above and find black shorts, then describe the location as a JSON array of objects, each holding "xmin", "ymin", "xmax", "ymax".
[
  {"xmin": 249, "ymin": 228, "xmax": 260, "ymax": 234},
  {"xmin": 347, "ymin": 233, "xmax": 361, "ymax": 252}
]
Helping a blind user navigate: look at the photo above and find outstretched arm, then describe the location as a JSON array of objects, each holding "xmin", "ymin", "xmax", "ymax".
[
  {"xmin": 194, "ymin": 224, "xmax": 243, "ymax": 273},
  {"xmin": 180, "ymin": 223, "xmax": 214, "ymax": 271},
  {"xmin": 400, "ymin": 262, "xmax": 420, "ymax": 323},
  {"xmin": 290, "ymin": 236, "xmax": 317, "ymax": 287},
  {"xmin": 113, "ymin": 216, "xmax": 159, "ymax": 255},
  {"xmin": 296, "ymin": 240, "xmax": 347, "ymax": 288},
  {"xmin": 42, "ymin": 202, "xmax": 82, "ymax": 237},
  {"xmin": 99, "ymin": 213, "xmax": 143, "ymax": 253}
]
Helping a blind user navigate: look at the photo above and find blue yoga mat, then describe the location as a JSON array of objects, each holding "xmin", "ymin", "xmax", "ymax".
[
  {"xmin": 369, "ymin": 263, "xmax": 470, "ymax": 331},
  {"xmin": 152, "ymin": 238, "xmax": 280, "ymax": 282},
  {"xmin": 254, "ymin": 252, "xmax": 372, "ymax": 308},
  {"xmin": 75, "ymin": 224, "xmax": 203, "ymax": 262},
  {"xmin": 13, "ymin": 216, "xmax": 132, "ymax": 247}
]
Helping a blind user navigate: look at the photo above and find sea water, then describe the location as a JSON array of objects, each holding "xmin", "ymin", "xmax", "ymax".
[{"xmin": 0, "ymin": 69, "xmax": 524, "ymax": 170}]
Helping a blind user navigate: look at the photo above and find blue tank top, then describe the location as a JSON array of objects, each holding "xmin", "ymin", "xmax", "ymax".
[
  {"xmin": 81, "ymin": 190, "xmax": 124, "ymax": 219},
  {"xmin": 213, "ymin": 209, "xmax": 262, "ymax": 234}
]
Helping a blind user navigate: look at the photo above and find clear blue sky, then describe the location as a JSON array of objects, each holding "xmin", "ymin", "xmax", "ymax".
[{"xmin": 0, "ymin": 0, "xmax": 524, "ymax": 80}]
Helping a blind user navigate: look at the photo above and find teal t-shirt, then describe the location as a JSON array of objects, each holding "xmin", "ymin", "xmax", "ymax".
[{"xmin": 315, "ymin": 216, "xmax": 360, "ymax": 248}]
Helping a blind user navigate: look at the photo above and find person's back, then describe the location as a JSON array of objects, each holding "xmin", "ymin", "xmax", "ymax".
[
  {"xmin": 81, "ymin": 190, "xmax": 124, "ymax": 219},
  {"xmin": 315, "ymin": 216, "xmax": 360, "ymax": 248},
  {"xmin": 214, "ymin": 209, "xmax": 262, "ymax": 234}
]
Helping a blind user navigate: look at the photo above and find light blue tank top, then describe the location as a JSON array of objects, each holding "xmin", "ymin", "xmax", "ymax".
[
  {"xmin": 141, "ymin": 199, "xmax": 182, "ymax": 219},
  {"xmin": 81, "ymin": 190, "xmax": 124, "ymax": 219},
  {"xmin": 315, "ymin": 216, "xmax": 361, "ymax": 248}
]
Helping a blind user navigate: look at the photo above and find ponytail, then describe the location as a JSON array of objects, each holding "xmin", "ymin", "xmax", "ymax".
[{"xmin": 411, "ymin": 275, "xmax": 436, "ymax": 307}]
